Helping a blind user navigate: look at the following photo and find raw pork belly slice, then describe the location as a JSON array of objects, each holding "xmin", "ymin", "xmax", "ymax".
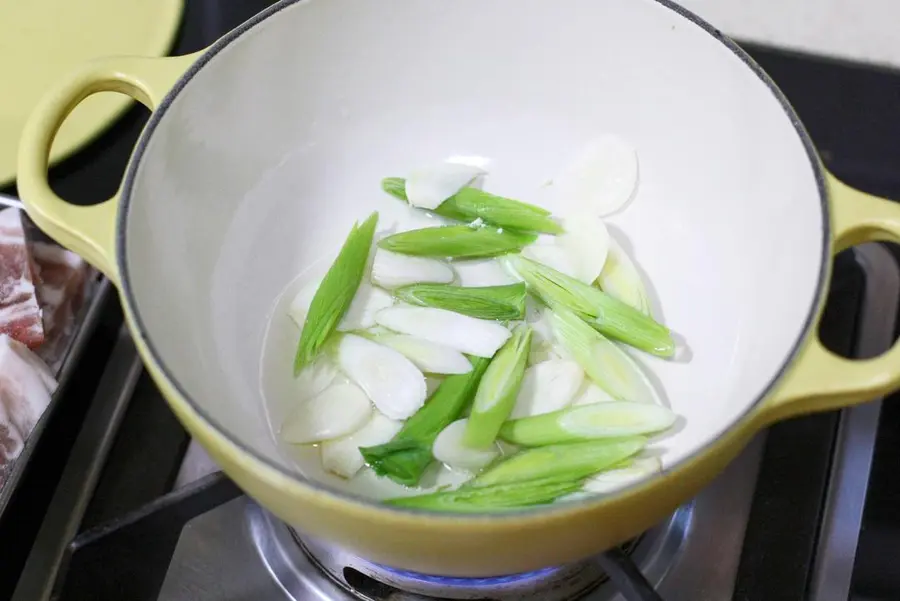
[
  {"xmin": 0, "ymin": 208, "xmax": 43, "ymax": 349},
  {"xmin": 0, "ymin": 334, "xmax": 57, "ymax": 485},
  {"xmin": 31, "ymin": 242, "xmax": 90, "ymax": 370}
]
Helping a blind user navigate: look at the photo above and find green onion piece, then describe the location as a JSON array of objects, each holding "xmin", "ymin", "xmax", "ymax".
[
  {"xmin": 381, "ymin": 177, "xmax": 562, "ymax": 235},
  {"xmin": 384, "ymin": 477, "xmax": 583, "ymax": 512},
  {"xmin": 499, "ymin": 402, "xmax": 677, "ymax": 447},
  {"xmin": 293, "ymin": 212, "xmax": 379, "ymax": 375},
  {"xmin": 359, "ymin": 357, "xmax": 490, "ymax": 486},
  {"xmin": 548, "ymin": 305, "xmax": 660, "ymax": 403},
  {"xmin": 382, "ymin": 177, "xmax": 408, "ymax": 201},
  {"xmin": 378, "ymin": 226, "xmax": 536, "ymax": 259},
  {"xmin": 464, "ymin": 325, "xmax": 532, "ymax": 449},
  {"xmin": 506, "ymin": 255, "xmax": 674, "ymax": 357},
  {"xmin": 470, "ymin": 437, "xmax": 646, "ymax": 488},
  {"xmin": 393, "ymin": 283, "xmax": 527, "ymax": 320}
]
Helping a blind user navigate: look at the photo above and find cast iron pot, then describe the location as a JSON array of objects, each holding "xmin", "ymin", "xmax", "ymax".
[{"xmin": 17, "ymin": 0, "xmax": 900, "ymax": 576}]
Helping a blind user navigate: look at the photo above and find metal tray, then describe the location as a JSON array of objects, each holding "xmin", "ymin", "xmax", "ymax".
[{"xmin": 0, "ymin": 275, "xmax": 114, "ymax": 515}]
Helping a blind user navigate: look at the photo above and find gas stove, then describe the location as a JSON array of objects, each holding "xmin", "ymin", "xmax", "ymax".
[{"xmin": 3, "ymin": 2, "xmax": 900, "ymax": 600}]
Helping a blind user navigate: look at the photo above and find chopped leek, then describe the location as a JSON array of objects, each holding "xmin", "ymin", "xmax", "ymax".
[
  {"xmin": 382, "ymin": 177, "xmax": 562, "ymax": 234},
  {"xmin": 499, "ymin": 402, "xmax": 677, "ymax": 446},
  {"xmin": 294, "ymin": 213, "xmax": 378, "ymax": 374},
  {"xmin": 596, "ymin": 236, "xmax": 652, "ymax": 315},
  {"xmin": 549, "ymin": 305, "xmax": 660, "ymax": 403},
  {"xmin": 378, "ymin": 225, "xmax": 536, "ymax": 259},
  {"xmin": 393, "ymin": 282, "xmax": 527, "ymax": 321},
  {"xmin": 384, "ymin": 477, "xmax": 583, "ymax": 512},
  {"xmin": 464, "ymin": 325, "xmax": 532, "ymax": 449},
  {"xmin": 470, "ymin": 437, "xmax": 646, "ymax": 487},
  {"xmin": 507, "ymin": 255, "xmax": 673, "ymax": 357}
]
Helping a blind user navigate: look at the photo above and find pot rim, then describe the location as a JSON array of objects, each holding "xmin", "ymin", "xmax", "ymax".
[{"xmin": 116, "ymin": 0, "xmax": 831, "ymax": 520}]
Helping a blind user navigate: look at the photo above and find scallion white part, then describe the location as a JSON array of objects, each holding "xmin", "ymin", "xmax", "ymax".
[
  {"xmin": 375, "ymin": 334, "xmax": 473, "ymax": 375},
  {"xmin": 405, "ymin": 162, "xmax": 486, "ymax": 210},
  {"xmin": 596, "ymin": 237, "xmax": 652, "ymax": 315},
  {"xmin": 370, "ymin": 249, "xmax": 455, "ymax": 290},
  {"xmin": 374, "ymin": 306, "xmax": 512, "ymax": 358},
  {"xmin": 337, "ymin": 283, "xmax": 394, "ymax": 332},
  {"xmin": 320, "ymin": 412, "xmax": 403, "ymax": 478},
  {"xmin": 549, "ymin": 306, "xmax": 660, "ymax": 403},
  {"xmin": 500, "ymin": 401, "xmax": 676, "ymax": 446},
  {"xmin": 582, "ymin": 456, "xmax": 662, "ymax": 493},
  {"xmin": 335, "ymin": 334, "xmax": 427, "ymax": 420},
  {"xmin": 280, "ymin": 383, "xmax": 372, "ymax": 444},
  {"xmin": 552, "ymin": 135, "xmax": 639, "ymax": 217},
  {"xmin": 510, "ymin": 359, "xmax": 584, "ymax": 419},
  {"xmin": 432, "ymin": 419, "xmax": 500, "ymax": 472}
]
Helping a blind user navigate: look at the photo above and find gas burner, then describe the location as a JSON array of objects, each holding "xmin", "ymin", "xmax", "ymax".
[
  {"xmin": 156, "ymin": 425, "xmax": 760, "ymax": 601},
  {"xmin": 295, "ymin": 524, "xmax": 657, "ymax": 601}
]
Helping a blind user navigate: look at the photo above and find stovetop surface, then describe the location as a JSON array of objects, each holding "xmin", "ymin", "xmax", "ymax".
[{"xmin": 3, "ymin": 1, "xmax": 900, "ymax": 600}]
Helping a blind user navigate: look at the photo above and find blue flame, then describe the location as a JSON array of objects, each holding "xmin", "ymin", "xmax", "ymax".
[{"xmin": 376, "ymin": 565, "xmax": 561, "ymax": 587}]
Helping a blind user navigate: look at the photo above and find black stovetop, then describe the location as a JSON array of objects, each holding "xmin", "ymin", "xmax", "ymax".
[{"xmin": 3, "ymin": 2, "xmax": 900, "ymax": 600}]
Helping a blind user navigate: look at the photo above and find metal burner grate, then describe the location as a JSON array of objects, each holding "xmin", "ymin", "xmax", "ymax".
[
  {"xmin": 290, "ymin": 510, "xmax": 674, "ymax": 601},
  {"xmin": 297, "ymin": 533, "xmax": 639, "ymax": 601}
]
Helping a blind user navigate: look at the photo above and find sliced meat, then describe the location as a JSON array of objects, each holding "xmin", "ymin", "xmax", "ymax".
[
  {"xmin": 0, "ymin": 208, "xmax": 43, "ymax": 349},
  {"xmin": 31, "ymin": 242, "xmax": 90, "ymax": 370},
  {"xmin": 0, "ymin": 334, "xmax": 57, "ymax": 485}
]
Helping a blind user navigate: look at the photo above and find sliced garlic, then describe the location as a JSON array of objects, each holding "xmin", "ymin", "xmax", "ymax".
[
  {"xmin": 336, "ymin": 334, "xmax": 427, "ymax": 419},
  {"xmin": 337, "ymin": 283, "xmax": 394, "ymax": 331},
  {"xmin": 375, "ymin": 306, "xmax": 511, "ymax": 358},
  {"xmin": 405, "ymin": 162, "xmax": 486, "ymax": 210},
  {"xmin": 281, "ymin": 383, "xmax": 372, "ymax": 444},
  {"xmin": 321, "ymin": 412, "xmax": 403, "ymax": 478},
  {"xmin": 371, "ymin": 249, "xmax": 455, "ymax": 290},
  {"xmin": 432, "ymin": 419, "xmax": 500, "ymax": 472},
  {"xmin": 376, "ymin": 334, "xmax": 473, "ymax": 375},
  {"xmin": 510, "ymin": 359, "xmax": 584, "ymax": 418},
  {"xmin": 553, "ymin": 135, "xmax": 640, "ymax": 216}
]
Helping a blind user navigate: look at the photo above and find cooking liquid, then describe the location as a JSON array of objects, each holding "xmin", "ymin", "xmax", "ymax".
[{"xmin": 258, "ymin": 206, "xmax": 505, "ymax": 500}]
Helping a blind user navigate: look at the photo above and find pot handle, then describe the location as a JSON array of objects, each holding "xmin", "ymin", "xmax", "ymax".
[
  {"xmin": 16, "ymin": 52, "xmax": 201, "ymax": 284},
  {"xmin": 762, "ymin": 171, "xmax": 900, "ymax": 423}
]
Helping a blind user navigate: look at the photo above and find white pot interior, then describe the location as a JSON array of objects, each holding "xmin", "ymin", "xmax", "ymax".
[{"xmin": 122, "ymin": 0, "xmax": 826, "ymax": 501}]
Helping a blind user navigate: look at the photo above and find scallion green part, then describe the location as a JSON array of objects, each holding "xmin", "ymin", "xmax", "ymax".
[
  {"xmin": 499, "ymin": 402, "xmax": 677, "ymax": 447},
  {"xmin": 470, "ymin": 437, "xmax": 646, "ymax": 488},
  {"xmin": 293, "ymin": 212, "xmax": 379, "ymax": 375},
  {"xmin": 506, "ymin": 255, "xmax": 674, "ymax": 357},
  {"xmin": 359, "ymin": 357, "xmax": 490, "ymax": 486},
  {"xmin": 548, "ymin": 305, "xmax": 659, "ymax": 403},
  {"xmin": 464, "ymin": 325, "xmax": 532, "ymax": 449},
  {"xmin": 378, "ymin": 225, "xmax": 536, "ymax": 259},
  {"xmin": 384, "ymin": 476, "xmax": 583, "ymax": 512},
  {"xmin": 381, "ymin": 177, "xmax": 562, "ymax": 235},
  {"xmin": 393, "ymin": 282, "xmax": 527, "ymax": 321}
]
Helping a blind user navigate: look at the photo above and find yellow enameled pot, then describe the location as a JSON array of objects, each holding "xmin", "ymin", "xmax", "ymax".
[{"xmin": 16, "ymin": 0, "xmax": 900, "ymax": 576}]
